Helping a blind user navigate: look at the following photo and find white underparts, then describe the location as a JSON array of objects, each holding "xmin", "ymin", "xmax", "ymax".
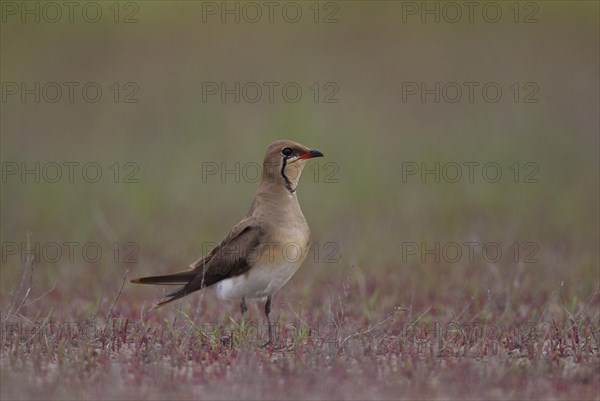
[{"xmin": 216, "ymin": 260, "xmax": 303, "ymax": 300}]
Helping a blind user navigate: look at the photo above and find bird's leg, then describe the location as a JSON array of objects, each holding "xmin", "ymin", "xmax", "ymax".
[
  {"xmin": 264, "ymin": 296, "xmax": 272, "ymax": 345},
  {"xmin": 240, "ymin": 297, "xmax": 248, "ymax": 323}
]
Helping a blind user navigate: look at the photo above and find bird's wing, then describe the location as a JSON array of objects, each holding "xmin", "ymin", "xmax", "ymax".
[
  {"xmin": 156, "ymin": 217, "xmax": 264, "ymax": 306},
  {"xmin": 190, "ymin": 217, "xmax": 263, "ymax": 278}
]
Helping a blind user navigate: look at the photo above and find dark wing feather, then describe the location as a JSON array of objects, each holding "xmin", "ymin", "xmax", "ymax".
[{"xmin": 155, "ymin": 217, "xmax": 263, "ymax": 307}]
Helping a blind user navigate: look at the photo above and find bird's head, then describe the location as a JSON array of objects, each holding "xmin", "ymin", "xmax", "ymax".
[{"xmin": 261, "ymin": 140, "xmax": 324, "ymax": 193}]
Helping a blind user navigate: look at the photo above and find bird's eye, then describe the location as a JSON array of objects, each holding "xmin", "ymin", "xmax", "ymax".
[{"xmin": 281, "ymin": 147, "xmax": 293, "ymax": 157}]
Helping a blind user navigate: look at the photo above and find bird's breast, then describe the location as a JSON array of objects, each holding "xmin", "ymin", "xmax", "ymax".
[{"xmin": 216, "ymin": 203, "xmax": 311, "ymax": 301}]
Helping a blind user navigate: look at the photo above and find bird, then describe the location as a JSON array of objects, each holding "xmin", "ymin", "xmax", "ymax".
[{"xmin": 130, "ymin": 140, "xmax": 324, "ymax": 344}]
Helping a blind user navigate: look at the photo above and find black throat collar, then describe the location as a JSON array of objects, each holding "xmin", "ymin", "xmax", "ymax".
[{"xmin": 281, "ymin": 157, "xmax": 296, "ymax": 194}]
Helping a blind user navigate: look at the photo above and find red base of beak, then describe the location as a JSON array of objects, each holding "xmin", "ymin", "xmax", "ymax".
[{"xmin": 298, "ymin": 149, "xmax": 324, "ymax": 159}]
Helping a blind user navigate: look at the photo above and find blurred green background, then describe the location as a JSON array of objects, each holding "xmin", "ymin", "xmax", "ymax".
[{"xmin": 1, "ymin": 1, "xmax": 598, "ymax": 318}]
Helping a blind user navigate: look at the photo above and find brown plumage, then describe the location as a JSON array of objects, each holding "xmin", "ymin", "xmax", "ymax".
[{"xmin": 130, "ymin": 140, "xmax": 324, "ymax": 343}]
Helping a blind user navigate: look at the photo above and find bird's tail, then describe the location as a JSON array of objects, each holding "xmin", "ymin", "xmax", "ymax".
[
  {"xmin": 130, "ymin": 270, "xmax": 194, "ymax": 285},
  {"xmin": 130, "ymin": 270, "xmax": 196, "ymax": 309}
]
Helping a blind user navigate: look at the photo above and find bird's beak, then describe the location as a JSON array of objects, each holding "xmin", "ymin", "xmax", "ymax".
[{"xmin": 298, "ymin": 149, "xmax": 324, "ymax": 159}]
